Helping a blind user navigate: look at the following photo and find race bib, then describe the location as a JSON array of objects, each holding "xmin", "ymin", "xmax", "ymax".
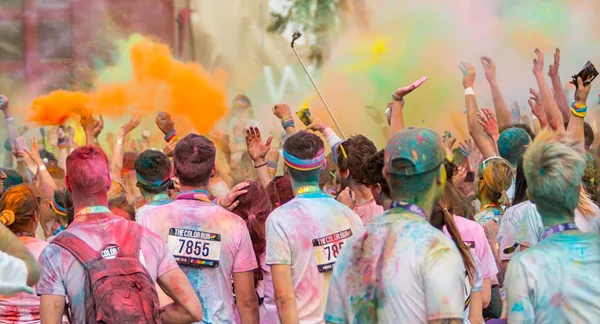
[
  {"xmin": 168, "ymin": 228, "xmax": 222, "ymax": 268},
  {"xmin": 312, "ymin": 229, "xmax": 353, "ymax": 272}
]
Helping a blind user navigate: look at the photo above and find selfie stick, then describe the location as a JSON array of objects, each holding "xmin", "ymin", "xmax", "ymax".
[{"xmin": 291, "ymin": 31, "xmax": 346, "ymax": 140}]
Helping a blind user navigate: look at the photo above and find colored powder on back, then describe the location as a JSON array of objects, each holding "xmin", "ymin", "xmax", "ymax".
[{"xmin": 28, "ymin": 38, "xmax": 228, "ymax": 135}]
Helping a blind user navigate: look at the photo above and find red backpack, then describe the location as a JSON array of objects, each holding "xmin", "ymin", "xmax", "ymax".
[{"xmin": 51, "ymin": 222, "xmax": 162, "ymax": 323}]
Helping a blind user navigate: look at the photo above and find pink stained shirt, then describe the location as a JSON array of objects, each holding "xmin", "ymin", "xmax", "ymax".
[
  {"xmin": 37, "ymin": 213, "xmax": 178, "ymax": 324},
  {"xmin": 443, "ymin": 215, "xmax": 499, "ymax": 280},
  {"xmin": 353, "ymin": 198, "xmax": 384, "ymax": 225},
  {"xmin": 0, "ymin": 237, "xmax": 68, "ymax": 324},
  {"xmin": 137, "ymin": 199, "xmax": 258, "ymax": 323}
]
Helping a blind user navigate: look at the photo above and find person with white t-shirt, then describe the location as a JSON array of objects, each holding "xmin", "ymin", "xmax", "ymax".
[
  {"xmin": 138, "ymin": 134, "xmax": 260, "ymax": 324},
  {"xmin": 505, "ymin": 125, "xmax": 600, "ymax": 322},
  {"xmin": 266, "ymin": 131, "xmax": 364, "ymax": 324},
  {"xmin": 325, "ymin": 127, "xmax": 465, "ymax": 324},
  {"xmin": 37, "ymin": 145, "xmax": 202, "ymax": 323}
]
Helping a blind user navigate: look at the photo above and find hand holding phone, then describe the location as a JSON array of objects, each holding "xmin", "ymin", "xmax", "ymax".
[
  {"xmin": 13, "ymin": 136, "xmax": 27, "ymax": 152},
  {"xmin": 571, "ymin": 61, "xmax": 598, "ymax": 86}
]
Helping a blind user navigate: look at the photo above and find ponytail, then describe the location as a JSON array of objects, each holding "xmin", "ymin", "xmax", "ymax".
[{"xmin": 443, "ymin": 208, "xmax": 476, "ymax": 285}]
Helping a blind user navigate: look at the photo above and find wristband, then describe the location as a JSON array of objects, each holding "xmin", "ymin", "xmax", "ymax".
[
  {"xmin": 254, "ymin": 162, "xmax": 268, "ymax": 169},
  {"xmin": 267, "ymin": 160, "xmax": 278, "ymax": 176},
  {"xmin": 465, "ymin": 87, "xmax": 475, "ymax": 96},
  {"xmin": 281, "ymin": 116, "xmax": 295, "ymax": 129},
  {"xmin": 38, "ymin": 164, "xmax": 47, "ymax": 171},
  {"xmin": 117, "ymin": 138, "xmax": 124, "ymax": 145},
  {"xmin": 57, "ymin": 138, "xmax": 67, "ymax": 149},
  {"xmin": 571, "ymin": 102, "xmax": 588, "ymax": 118},
  {"xmin": 164, "ymin": 130, "xmax": 178, "ymax": 143},
  {"xmin": 93, "ymin": 137, "xmax": 99, "ymax": 144},
  {"xmin": 391, "ymin": 94, "xmax": 403, "ymax": 102}
]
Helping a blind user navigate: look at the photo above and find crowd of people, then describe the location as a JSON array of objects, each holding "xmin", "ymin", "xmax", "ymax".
[{"xmin": 0, "ymin": 47, "xmax": 599, "ymax": 324}]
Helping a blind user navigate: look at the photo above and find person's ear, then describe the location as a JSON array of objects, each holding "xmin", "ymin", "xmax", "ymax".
[
  {"xmin": 376, "ymin": 183, "xmax": 382, "ymax": 194},
  {"xmin": 106, "ymin": 173, "xmax": 112, "ymax": 191},
  {"xmin": 65, "ymin": 175, "xmax": 72, "ymax": 193},
  {"xmin": 211, "ymin": 166, "xmax": 217, "ymax": 178}
]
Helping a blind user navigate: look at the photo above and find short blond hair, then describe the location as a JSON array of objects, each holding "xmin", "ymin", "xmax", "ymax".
[{"xmin": 524, "ymin": 130, "xmax": 585, "ymax": 217}]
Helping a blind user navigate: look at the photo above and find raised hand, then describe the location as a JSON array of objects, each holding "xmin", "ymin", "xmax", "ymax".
[
  {"xmin": 162, "ymin": 140, "xmax": 177, "ymax": 157},
  {"xmin": 442, "ymin": 131, "xmax": 456, "ymax": 149},
  {"xmin": 528, "ymin": 88, "xmax": 545, "ymax": 118},
  {"xmin": 306, "ymin": 117, "xmax": 328, "ymax": 133},
  {"xmin": 93, "ymin": 115, "xmax": 104, "ymax": 139},
  {"xmin": 460, "ymin": 62, "xmax": 476, "ymax": 88},
  {"xmin": 574, "ymin": 76, "xmax": 592, "ymax": 105},
  {"xmin": 458, "ymin": 139, "xmax": 474, "ymax": 159},
  {"xmin": 548, "ymin": 48, "xmax": 560, "ymax": 77},
  {"xmin": 220, "ymin": 182, "xmax": 250, "ymax": 211},
  {"xmin": 394, "ymin": 76, "xmax": 428, "ymax": 99},
  {"xmin": 272, "ymin": 103, "xmax": 292, "ymax": 120},
  {"xmin": 155, "ymin": 112, "xmax": 175, "ymax": 135},
  {"xmin": 24, "ymin": 137, "xmax": 43, "ymax": 166},
  {"xmin": 80, "ymin": 114, "xmax": 95, "ymax": 134},
  {"xmin": 119, "ymin": 116, "xmax": 141, "ymax": 137},
  {"xmin": 477, "ymin": 108, "xmax": 499, "ymax": 141},
  {"xmin": 532, "ymin": 48, "xmax": 545, "ymax": 77},
  {"xmin": 245, "ymin": 126, "xmax": 273, "ymax": 163},
  {"xmin": 481, "ymin": 56, "xmax": 496, "ymax": 81}
]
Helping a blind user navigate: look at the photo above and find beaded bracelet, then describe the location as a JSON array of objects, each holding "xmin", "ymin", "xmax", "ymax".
[
  {"xmin": 281, "ymin": 116, "xmax": 295, "ymax": 129},
  {"xmin": 57, "ymin": 138, "xmax": 68, "ymax": 150},
  {"xmin": 267, "ymin": 160, "xmax": 277, "ymax": 176},
  {"xmin": 571, "ymin": 102, "xmax": 588, "ymax": 118}
]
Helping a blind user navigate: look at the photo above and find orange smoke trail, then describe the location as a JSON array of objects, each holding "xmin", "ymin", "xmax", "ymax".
[{"xmin": 29, "ymin": 38, "xmax": 228, "ymax": 134}]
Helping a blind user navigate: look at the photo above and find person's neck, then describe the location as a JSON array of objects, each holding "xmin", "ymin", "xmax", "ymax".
[
  {"xmin": 381, "ymin": 196, "xmax": 393, "ymax": 210},
  {"xmin": 540, "ymin": 209, "xmax": 576, "ymax": 228},
  {"xmin": 479, "ymin": 192, "xmax": 499, "ymax": 210},
  {"xmin": 290, "ymin": 179, "xmax": 320, "ymax": 196},
  {"xmin": 179, "ymin": 184, "xmax": 209, "ymax": 193},
  {"xmin": 72, "ymin": 193, "xmax": 109, "ymax": 213},
  {"xmin": 391, "ymin": 191, "xmax": 436, "ymax": 220},
  {"xmin": 142, "ymin": 190, "xmax": 169, "ymax": 201},
  {"xmin": 348, "ymin": 180, "xmax": 374, "ymax": 205}
]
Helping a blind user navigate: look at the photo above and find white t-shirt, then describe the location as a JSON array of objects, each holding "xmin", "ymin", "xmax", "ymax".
[
  {"xmin": 324, "ymin": 209, "xmax": 465, "ymax": 323},
  {"xmin": 266, "ymin": 193, "xmax": 363, "ymax": 324},
  {"xmin": 498, "ymin": 201, "xmax": 531, "ymax": 261},
  {"xmin": 137, "ymin": 198, "xmax": 258, "ymax": 323},
  {"xmin": 505, "ymin": 232, "xmax": 600, "ymax": 323},
  {"xmin": 516, "ymin": 203, "xmax": 600, "ymax": 248}
]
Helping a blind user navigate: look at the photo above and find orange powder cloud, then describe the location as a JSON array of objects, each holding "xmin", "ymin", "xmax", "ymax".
[{"xmin": 29, "ymin": 38, "xmax": 228, "ymax": 134}]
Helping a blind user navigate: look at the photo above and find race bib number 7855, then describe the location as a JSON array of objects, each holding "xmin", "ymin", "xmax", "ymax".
[
  {"xmin": 312, "ymin": 229, "xmax": 353, "ymax": 272},
  {"xmin": 168, "ymin": 228, "xmax": 222, "ymax": 268}
]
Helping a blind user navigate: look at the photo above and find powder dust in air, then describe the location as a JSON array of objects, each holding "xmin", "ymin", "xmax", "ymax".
[{"xmin": 29, "ymin": 37, "xmax": 228, "ymax": 135}]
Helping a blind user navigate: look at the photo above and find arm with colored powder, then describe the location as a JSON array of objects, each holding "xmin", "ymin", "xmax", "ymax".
[
  {"xmin": 548, "ymin": 48, "xmax": 571, "ymax": 121},
  {"xmin": 246, "ymin": 126, "xmax": 274, "ymax": 187},
  {"xmin": 388, "ymin": 76, "xmax": 428, "ymax": 138},
  {"xmin": 234, "ymin": 271, "xmax": 259, "ymax": 324},
  {"xmin": 533, "ymin": 48, "xmax": 564, "ymax": 130},
  {"xmin": 567, "ymin": 77, "xmax": 591, "ymax": 146},
  {"xmin": 307, "ymin": 117, "xmax": 343, "ymax": 164},
  {"xmin": 1, "ymin": 95, "xmax": 16, "ymax": 168},
  {"xmin": 157, "ymin": 268, "xmax": 203, "ymax": 323},
  {"xmin": 273, "ymin": 104, "xmax": 297, "ymax": 138},
  {"xmin": 461, "ymin": 62, "xmax": 497, "ymax": 159},
  {"xmin": 477, "ymin": 108, "xmax": 500, "ymax": 156},
  {"xmin": 272, "ymin": 264, "xmax": 299, "ymax": 324},
  {"xmin": 111, "ymin": 116, "xmax": 141, "ymax": 183},
  {"xmin": 481, "ymin": 57, "xmax": 512, "ymax": 128},
  {"xmin": 528, "ymin": 88, "xmax": 549, "ymax": 130}
]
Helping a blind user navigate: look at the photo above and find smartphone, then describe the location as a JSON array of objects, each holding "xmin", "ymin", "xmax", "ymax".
[
  {"xmin": 572, "ymin": 61, "xmax": 598, "ymax": 85},
  {"xmin": 14, "ymin": 136, "xmax": 27, "ymax": 152},
  {"xmin": 295, "ymin": 107, "xmax": 314, "ymax": 126}
]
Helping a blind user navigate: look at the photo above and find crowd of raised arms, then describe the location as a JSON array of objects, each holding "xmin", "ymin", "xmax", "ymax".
[{"xmin": 0, "ymin": 47, "xmax": 599, "ymax": 324}]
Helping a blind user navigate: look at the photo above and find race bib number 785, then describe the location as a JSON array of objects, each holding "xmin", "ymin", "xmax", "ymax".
[
  {"xmin": 312, "ymin": 229, "xmax": 353, "ymax": 272},
  {"xmin": 168, "ymin": 228, "xmax": 222, "ymax": 268}
]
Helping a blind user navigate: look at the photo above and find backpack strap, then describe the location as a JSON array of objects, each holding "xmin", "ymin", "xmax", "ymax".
[
  {"xmin": 51, "ymin": 232, "xmax": 99, "ymax": 268},
  {"xmin": 120, "ymin": 221, "xmax": 143, "ymax": 258}
]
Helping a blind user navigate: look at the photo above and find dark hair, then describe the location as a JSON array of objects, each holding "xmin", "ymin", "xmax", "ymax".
[
  {"xmin": 512, "ymin": 156, "xmax": 528, "ymax": 205},
  {"xmin": 134, "ymin": 150, "xmax": 172, "ymax": 195},
  {"xmin": 1, "ymin": 168, "xmax": 23, "ymax": 190},
  {"xmin": 283, "ymin": 131, "xmax": 324, "ymax": 183},
  {"xmin": 336, "ymin": 135, "xmax": 377, "ymax": 185},
  {"xmin": 267, "ymin": 175, "xmax": 294, "ymax": 209},
  {"xmin": 108, "ymin": 195, "xmax": 136, "ymax": 221},
  {"xmin": 363, "ymin": 150, "xmax": 391, "ymax": 198},
  {"xmin": 499, "ymin": 123, "xmax": 535, "ymax": 140},
  {"xmin": 584, "ymin": 122, "xmax": 594, "ymax": 149},
  {"xmin": 231, "ymin": 181, "xmax": 271, "ymax": 285},
  {"xmin": 52, "ymin": 188, "xmax": 74, "ymax": 226},
  {"xmin": 173, "ymin": 134, "xmax": 216, "ymax": 187},
  {"xmin": 441, "ymin": 161, "xmax": 476, "ymax": 219},
  {"xmin": 40, "ymin": 149, "xmax": 58, "ymax": 164},
  {"xmin": 0, "ymin": 184, "xmax": 41, "ymax": 231}
]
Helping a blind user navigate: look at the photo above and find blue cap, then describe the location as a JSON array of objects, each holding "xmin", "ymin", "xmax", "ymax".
[{"xmin": 384, "ymin": 127, "xmax": 448, "ymax": 176}]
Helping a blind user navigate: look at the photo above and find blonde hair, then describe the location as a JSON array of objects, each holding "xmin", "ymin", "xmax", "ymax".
[
  {"xmin": 524, "ymin": 129, "xmax": 585, "ymax": 217},
  {"xmin": 479, "ymin": 158, "xmax": 513, "ymax": 206}
]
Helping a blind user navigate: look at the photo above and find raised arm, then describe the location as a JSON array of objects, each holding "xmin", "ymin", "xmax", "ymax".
[
  {"xmin": 111, "ymin": 116, "xmax": 141, "ymax": 182},
  {"xmin": 273, "ymin": 104, "xmax": 297, "ymax": 138},
  {"xmin": 568, "ymin": 77, "xmax": 592, "ymax": 146},
  {"xmin": 533, "ymin": 48, "xmax": 564, "ymax": 130},
  {"xmin": 528, "ymin": 88, "xmax": 549, "ymax": 130},
  {"xmin": 389, "ymin": 76, "xmax": 428, "ymax": 138},
  {"xmin": 246, "ymin": 126, "xmax": 274, "ymax": 187},
  {"xmin": 25, "ymin": 137, "xmax": 56, "ymax": 199},
  {"xmin": 548, "ymin": 48, "xmax": 571, "ymax": 121},
  {"xmin": 477, "ymin": 108, "xmax": 500, "ymax": 155},
  {"xmin": 461, "ymin": 62, "xmax": 497, "ymax": 159},
  {"xmin": 481, "ymin": 57, "xmax": 512, "ymax": 128}
]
